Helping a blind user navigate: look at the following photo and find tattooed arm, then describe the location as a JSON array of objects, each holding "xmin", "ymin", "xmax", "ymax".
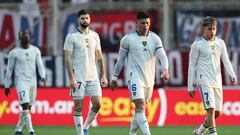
[{"xmin": 96, "ymin": 50, "xmax": 108, "ymax": 87}]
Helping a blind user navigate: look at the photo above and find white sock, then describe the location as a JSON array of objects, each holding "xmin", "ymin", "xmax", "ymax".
[
  {"xmin": 74, "ymin": 116, "xmax": 83, "ymax": 135},
  {"xmin": 197, "ymin": 123, "xmax": 208, "ymax": 134},
  {"xmin": 136, "ymin": 110, "xmax": 151, "ymax": 135},
  {"xmin": 209, "ymin": 127, "xmax": 217, "ymax": 135},
  {"xmin": 15, "ymin": 111, "xmax": 25, "ymax": 132},
  {"xmin": 129, "ymin": 113, "xmax": 139, "ymax": 135},
  {"xmin": 83, "ymin": 107, "xmax": 98, "ymax": 129},
  {"xmin": 22, "ymin": 110, "xmax": 34, "ymax": 133}
]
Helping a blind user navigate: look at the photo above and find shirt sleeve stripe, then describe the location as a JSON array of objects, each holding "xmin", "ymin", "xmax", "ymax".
[
  {"xmin": 155, "ymin": 47, "xmax": 163, "ymax": 51},
  {"xmin": 121, "ymin": 47, "xmax": 129, "ymax": 51}
]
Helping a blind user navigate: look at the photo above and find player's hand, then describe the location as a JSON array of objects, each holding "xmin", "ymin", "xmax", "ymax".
[
  {"xmin": 231, "ymin": 77, "xmax": 237, "ymax": 86},
  {"xmin": 110, "ymin": 80, "xmax": 118, "ymax": 91},
  {"xmin": 4, "ymin": 88, "xmax": 10, "ymax": 97},
  {"xmin": 188, "ymin": 91, "xmax": 195, "ymax": 98},
  {"xmin": 70, "ymin": 78, "xmax": 78, "ymax": 93},
  {"xmin": 160, "ymin": 69, "xmax": 169, "ymax": 80},
  {"xmin": 41, "ymin": 77, "xmax": 47, "ymax": 87},
  {"xmin": 101, "ymin": 76, "xmax": 108, "ymax": 87}
]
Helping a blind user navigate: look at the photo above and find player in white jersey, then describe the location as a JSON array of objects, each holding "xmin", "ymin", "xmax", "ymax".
[
  {"xmin": 64, "ymin": 9, "xmax": 108, "ymax": 135},
  {"xmin": 110, "ymin": 12, "xmax": 169, "ymax": 135},
  {"xmin": 4, "ymin": 29, "xmax": 46, "ymax": 135},
  {"xmin": 188, "ymin": 17, "xmax": 237, "ymax": 135}
]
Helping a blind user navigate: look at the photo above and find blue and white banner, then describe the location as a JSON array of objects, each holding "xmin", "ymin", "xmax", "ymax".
[
  {"xmin": 176, "ymin": 11, "xmax": 240, "ymax": 48},
  {"xmin": 0, "ymin": 9, "xmax": 47, "ymax": 53}
]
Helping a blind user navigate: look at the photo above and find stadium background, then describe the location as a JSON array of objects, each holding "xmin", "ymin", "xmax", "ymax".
[{"xmin": 0, "ymin": 0, "xmax": 240, "ymax": 135}]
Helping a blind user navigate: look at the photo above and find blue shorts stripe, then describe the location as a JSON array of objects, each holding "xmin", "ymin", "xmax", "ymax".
[{"xmin": 199, "ymin": 85, "xmax": 207, "ymax": 109}]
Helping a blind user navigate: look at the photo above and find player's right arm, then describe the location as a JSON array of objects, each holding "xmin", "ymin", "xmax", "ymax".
[
  {"xmin": 188, "ymin": 42, "xmax": 199, "ymax": 98},
  {"xmin": 4, "ymin": 50, "xmax": 16, "ymax": 96},
  {"xmin": 63, "ymin": 34, "xmax": 77, "ymax": 90},
  {"xmin": 111, "ymin": 36, "xmax": 129, "ymax": 91}
]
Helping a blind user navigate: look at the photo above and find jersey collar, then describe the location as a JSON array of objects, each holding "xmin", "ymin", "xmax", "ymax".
[
  {"xmin": 203, "ymin": 35, "xmax": 215, "ymax": 42},
  {"xmin": 136, "ymin": 30, "xmax": 149, "ymax": 37},
  {"xmin": 76, "ymin": 27, "xmax": 89, "ymax": 35}
]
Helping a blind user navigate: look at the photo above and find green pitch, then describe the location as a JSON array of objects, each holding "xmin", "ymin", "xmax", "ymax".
[{"xmin": 0, "ymin": 126, "xmax": 239, "ymax": 135}]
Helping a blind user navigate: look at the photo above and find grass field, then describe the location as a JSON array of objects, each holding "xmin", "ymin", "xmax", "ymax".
[{"xmin": 0, "ymin": 126, "xmax": 239, "ymax": 135}]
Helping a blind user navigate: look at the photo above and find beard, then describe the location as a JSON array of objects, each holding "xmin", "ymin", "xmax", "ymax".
[{"xmin": 80, "ymin": 22, "xmax": 89, "ymax": 28}]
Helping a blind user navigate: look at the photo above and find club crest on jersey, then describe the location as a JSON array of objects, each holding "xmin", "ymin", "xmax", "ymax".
[
  {"xmin": 133, "ymin": 92, "xmax": 136, "ymax": 96},
  {"xmin": 211, "ymin": 46, "xmax": 214, "ymax": 50},
  {"xmin": 142, "ymin": 41, "xmax": 147, "ymax": 46},
  {"xmin": 85, "ymin": 38, "xmax": 89, "ymax": 43},
  {"xmin": 206, "ymin": 100, "xmax": 210, "ymax": 105},
  {"xmin": 211, "ymin": 46, "xmax": 215, "ymax": 55}
]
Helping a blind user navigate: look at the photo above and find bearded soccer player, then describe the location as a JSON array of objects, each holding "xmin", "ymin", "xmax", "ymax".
[
  {"xmin": 188, "ymin": 16, "xmax": 237, "ymax": 135},
  {"xmin": 64, "ymin": 9, "xmax": 108, "ymax": 135}
]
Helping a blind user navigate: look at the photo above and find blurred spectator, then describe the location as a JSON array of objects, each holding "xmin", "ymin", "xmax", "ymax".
[
  {"xmin": 0, "ymin": 0, "xmax": 19, "ymax": 3},
  {"xmin": 19, "ymin": 0, "xmax": 40, "ymax": 17},
  {"xmin": 71, "ymin": 0, "xmax": 89, "ymax": 3},
  {"xmin": 38, "ymin": 0, "xmax": 48, "ymax": 3}
]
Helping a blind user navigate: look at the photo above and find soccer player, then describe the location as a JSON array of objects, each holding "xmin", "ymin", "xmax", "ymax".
[
  {"xmin": 4, "ymin": 29, "xmax": 46, "ymax": 135},
  {"xmin": 110, "ymin": 12, "xmax": 169, "ymax": 135},
  {"xmin": 188, "ymin": 16, "xmax": 237, "ymax": 135},
  {"xmin": 64, "ymin": 9, "xmax": 108, "ymax": 135}
]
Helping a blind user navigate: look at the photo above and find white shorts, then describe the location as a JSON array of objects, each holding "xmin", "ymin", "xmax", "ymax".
[
  {"xmin": 16, "ymin": 80, "xmax": 37, "ymax": 105},
  {"xmin": 70, "ymin": 80, "xmax": 102, "ymax": 99},
  {"xmin": 198, "ymin": 84, "xmax": 223, "ymax": 111},
  {"xmin": 128, "ymin": 80, "xmax": 153, "ymax": 102}
]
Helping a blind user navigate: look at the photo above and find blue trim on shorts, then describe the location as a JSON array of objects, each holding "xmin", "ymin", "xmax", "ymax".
[
  {"xmin": 199, "ymin": 84, "xmax": 207, "ymax": 109},
  {"xmin": 127, "ymin": 80, "xmax": 132, "ymax": 99}
]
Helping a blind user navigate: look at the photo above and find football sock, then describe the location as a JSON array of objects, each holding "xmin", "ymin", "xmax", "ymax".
[
  {"xmin": 22, "ymin": 110, "xmax": 34, "ymax": 133},
  {"xmin": 83, "ymin": 107, "xmax": 98, "ymax": 129},
  {"xmin": 197, "ymin": 122, "xmax": 208, "ymax": 134},
  {"xmin": 209, "ymin": 127, "xmax": 217, "ymax": 135},
  {"xmin": 74, "ymin": 115, "xmax": 84, "ymax": 135},
  {"xmin": 15, "ymin": 111, "xmax": 25, "ymax": 132},
  {"xmin": 136, "ymin": 109, "xmax": 151, "ymax": 135},
  {"xmin": 129, "ymin": 113, "xmax": 139, "ymax": 135}
]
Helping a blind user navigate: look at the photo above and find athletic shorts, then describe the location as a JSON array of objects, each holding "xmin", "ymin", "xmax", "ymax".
[
  {"xmin": 128, "ymin": 80, "xmax": 153, "ymax": 102},
  {"xmin": 70, "ymin": 80, "xmax": 102, "ymax": 99},
  {"xmin": 198, "ymin": 84, "xmax": 223, "ymax": 111},
  {"xmin": 16, "ymin": 80, "xmax": 37, "ymax": 105}
]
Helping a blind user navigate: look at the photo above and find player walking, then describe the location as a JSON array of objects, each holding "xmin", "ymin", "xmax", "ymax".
[{"xmin": 188, "ymin": 16, "xmax": 237, "ymax": 135}]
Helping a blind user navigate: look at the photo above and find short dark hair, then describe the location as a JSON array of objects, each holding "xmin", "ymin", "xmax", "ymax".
[
  {"xmin": 18, "ymin": 29, "xmax": 29, "ymax": 37},
  {"xmin": 136, "ymin": 12, "xmax": 149, "ymax": 20},
  {"xmin": 202, "ymin": 16, "xmax": 216, "ymax": 27},
  {"xmin": 77, "ymin": 9, "xmax": 89, "ymax": 17}
]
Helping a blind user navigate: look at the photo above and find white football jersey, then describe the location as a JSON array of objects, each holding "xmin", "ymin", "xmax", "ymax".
[
  {"xmin": 120, "ymin": 31, "xmax": 164, "ymax": 87},
  {"xmin": 63, "ymin": 29, "xmax": 101, "ymax": 81},
  {"xmin": 5, "ymin": 45, "xmax": 45, "ymax": 88},
  {"xmin": 188, "ymin": 36, "xmax": 236, "ymax": 90}
]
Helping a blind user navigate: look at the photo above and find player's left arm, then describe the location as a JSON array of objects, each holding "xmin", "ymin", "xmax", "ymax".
[
  {"xmin": 36, "ymin": 49, "xmax": 46, "ymax": 86},
  {"xmin": 156, "ymin": 48, "xmax": 169, "ymax": 79},
  {"xmin": 154, "ymin": 34, "xmax": 169, "ymax": 80},
  {"xmin": 95, "ymin": 49, "xmax": 108, "ymax": 87},
  {"xmin": 221, "ymin": 41, "xmax": 237, "ymax": 85}
]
